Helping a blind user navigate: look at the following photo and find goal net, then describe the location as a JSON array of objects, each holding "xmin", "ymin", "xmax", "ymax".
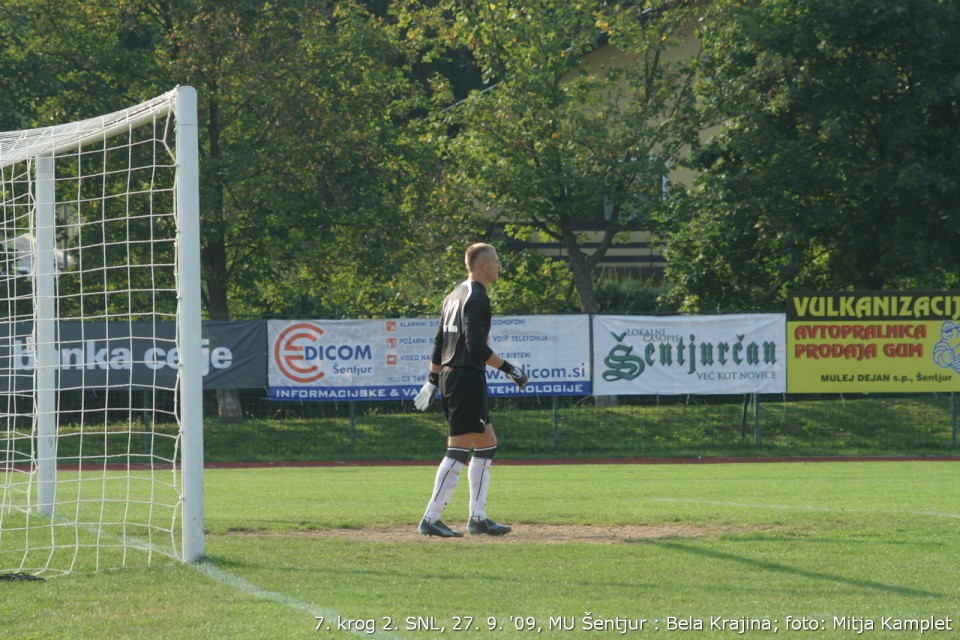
[{"xmin": 0, "ymin": 87, "xmax": 204, "ymax": 577}]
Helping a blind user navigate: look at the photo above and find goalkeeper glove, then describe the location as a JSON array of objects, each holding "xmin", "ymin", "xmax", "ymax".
[
  {"xmin": 498, "ymin": 361, "xmax": 529, "ymax": 391},
  {"xmin": 414, "ymin": 372, "xmax": 439, "ymax": 411}
]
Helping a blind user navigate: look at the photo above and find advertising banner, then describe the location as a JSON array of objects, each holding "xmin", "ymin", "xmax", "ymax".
[
  {"xmin": 787, "ymin": 291, "xmax": 960, "ymax": 393},
  {"xmin": 0, "ymin": 320, "xmax": 266, "ymax": 391},
  {"xmin": 488, "ymin": 315, "xmax": 591, "ymax": 397},
  {"xmin": 201, "ymin": 321, "xmax": 268, "ymax": 389},
  {"xmin": 268, "ymin": 316, "xmax": 591, "ymax": 402},
  {"xmin": 593, "ymin": 314, "xmax": 787, "ymax": 395}
]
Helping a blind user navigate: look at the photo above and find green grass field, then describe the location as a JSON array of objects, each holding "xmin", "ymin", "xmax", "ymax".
[{"xmin": 3, "ymin": 460, "xmax": 959, "ymax": 638}]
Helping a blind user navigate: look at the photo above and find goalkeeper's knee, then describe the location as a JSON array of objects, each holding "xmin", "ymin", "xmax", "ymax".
[
  {"xmin": 473, "ymin": 445, "xmax": 497, "ymax": 460},
  {"xmin": 445, "ymin": 447, "xmax": 470, "ymax": 464}
]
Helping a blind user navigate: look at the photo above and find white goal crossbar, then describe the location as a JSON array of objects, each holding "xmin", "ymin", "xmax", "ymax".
[{"xmin": 0, "ymin": 87, "xmax": 204, "ymax": 576}]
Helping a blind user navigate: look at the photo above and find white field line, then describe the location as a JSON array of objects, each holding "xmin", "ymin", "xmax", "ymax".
[
  {"xmin": 49, "ymin": 517, "xmax": 407, "ymax": 639},
  {"xmin": 194, "ymin": 561, "xmax": 405, "ymax": 638}
]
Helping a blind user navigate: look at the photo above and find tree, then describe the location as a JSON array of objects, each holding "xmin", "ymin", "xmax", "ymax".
[
  {"xmin": 403, "ymin": 0, "xmax": 702, "ymax": 313},
  {"xmin": 0, "ymin": 1, "xmax": 459, "ymax": 418},
  {"xmin": 166, "ymin": 1, "xmax": 448, "ymax": 321},
  {"xmin": 662, "ymin": 0, "xmax": 960, "ymax": 312}
]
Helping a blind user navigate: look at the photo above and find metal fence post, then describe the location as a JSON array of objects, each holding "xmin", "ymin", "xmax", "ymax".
[
  {"xmin": 952, "ymin": 392, "xmax": 957, "ymax": 449},
  {"xmin": 349, "ymin": 401, "xmax": 357, "ymax": 452},
  {"xmin": 753, "ymin": 394, "xmax": 761, "ymax": 446},
  {"xmin": 552, "ymin": 396, "xmax": 560, "ymax": 445}
]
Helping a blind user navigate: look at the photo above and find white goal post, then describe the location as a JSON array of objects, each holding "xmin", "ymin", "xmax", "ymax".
[{"xmin": 0, "ymin": 87, "xmax": 204, "ymax": 576}]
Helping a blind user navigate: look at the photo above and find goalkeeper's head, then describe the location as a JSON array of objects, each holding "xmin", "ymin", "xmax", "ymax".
[{"xmin": 465, "ymin": 243, "xmax": 500, "ymax": 284}]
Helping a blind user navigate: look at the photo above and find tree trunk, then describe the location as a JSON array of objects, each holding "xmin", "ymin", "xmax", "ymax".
[
  {"xmin": 562, "ymin": 234, "xmax": 619, "ymax": 406},
  {"xmin": 202, "ymin": 88, "xmax": 245, "ymax": 422},
  {"xmin": 203, "ymin": 229, "xmax": 244, "ymax": 422},
  {"xmin": 217, "ymin": 388, "xmax": 244, "ymax": 421},
  {"xmin": 563, "ymin": 237, "xmax": 599, "ymax": 315}
]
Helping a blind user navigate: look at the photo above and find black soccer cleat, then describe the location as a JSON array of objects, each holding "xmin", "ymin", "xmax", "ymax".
[
  {"xmin": 418, "ymin": 518, "xmax": 464, "ymax": 538},
  {"xmin": 467, "ymin": 517, "xmax": 512, "ymax": 536}
]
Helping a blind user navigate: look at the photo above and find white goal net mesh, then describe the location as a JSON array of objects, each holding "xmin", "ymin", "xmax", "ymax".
[{"xmin": 0, "ymin": 87, "xmax": 203, "ymax": 576}]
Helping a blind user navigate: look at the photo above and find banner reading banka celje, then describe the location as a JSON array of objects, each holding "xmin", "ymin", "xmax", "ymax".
[
  {"xmin": 267, "ymin": 316, "xmax": 591, "ymax": 402},
  {"xmin": 787, "ymin": 291, "xmax": 960, "ymax": 393},
  {"xmin": 593, "ymin": 314, "xmax": 786, "ymax": 395},
  {"xmin": 0, "ymin": 320, "xmax": 264, "ymax": 391}
]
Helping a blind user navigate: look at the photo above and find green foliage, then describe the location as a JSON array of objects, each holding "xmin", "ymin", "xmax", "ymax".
[
  {"xmin": 7, "ymin": 0, "xmax": 960, "ymax": 321},
  {"xmin": 663, "ymin": 0, "xmax": 960, "ymax": 312},
  {"xmin": 0, "ymin": 2, "xmax": 170, "ymax": 129},
  {"xmin": 489, "ymin": 251, "xmax": 578, "ymax": 315},
  {"xmin": 656, "ymin": 187, "xmax": 790, "ymax": 313},
  {"xmin": 404, "ymin": 0, "xmax": 702, "ymax": 312},
  {"xmin": 174, "ymin": 1, "xmax": 445, "ymax": 319},
  {"xmin": 594, "ymin": 276, "xmax": 677, "ymax": 315},
  {"xmin": 0, "ymin": 1, "xmax": 469, "ymax": 322}
]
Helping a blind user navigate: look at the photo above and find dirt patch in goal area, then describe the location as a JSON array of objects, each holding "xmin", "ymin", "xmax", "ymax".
[{"xmin": 223, "ymin": 523, "xmax": 773, "ymax": 545}]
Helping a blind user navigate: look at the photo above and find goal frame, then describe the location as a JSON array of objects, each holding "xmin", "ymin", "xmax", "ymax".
[{"xmin": 0, "ymin": 86, "xmax": 204, "ymax": 569}]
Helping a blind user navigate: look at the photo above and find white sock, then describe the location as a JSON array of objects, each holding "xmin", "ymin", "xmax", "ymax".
[
  {"xmin": 423, "ymin": 456, "xmax": 464, "ymax": 522},
  {"xmin": 468, "ymin": 456, "xmax": 494, "ymax": 521}
]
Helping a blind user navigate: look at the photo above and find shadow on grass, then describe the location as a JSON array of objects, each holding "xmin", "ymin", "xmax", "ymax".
[
  {"xmin": 199, "ymin": 554, "xmax": 250, "ymax": 570},
  {"xmin": 654, "ymin": 540, "xmax": 940, "ymax": 598}
]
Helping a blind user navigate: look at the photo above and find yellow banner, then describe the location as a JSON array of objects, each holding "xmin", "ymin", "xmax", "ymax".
[{"xmin": 787, "ymin": 292, "xmax": 960, "ymax": 393}]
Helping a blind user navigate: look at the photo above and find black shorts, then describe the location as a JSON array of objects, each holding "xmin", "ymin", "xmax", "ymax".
[{"xmin": 440, "ymin": 367, "xmax": 490, "ymax": 436}]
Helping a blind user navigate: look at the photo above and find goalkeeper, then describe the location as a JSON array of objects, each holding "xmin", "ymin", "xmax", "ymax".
[{"xmin": 413, "ymin": 243, "xmax": 527, "ymax": 538}]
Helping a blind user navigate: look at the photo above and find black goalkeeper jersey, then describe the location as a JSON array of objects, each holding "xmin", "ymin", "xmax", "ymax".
[{"xmin": 430, "ymin": 279, "xmax": 495, "ymax": 371}]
